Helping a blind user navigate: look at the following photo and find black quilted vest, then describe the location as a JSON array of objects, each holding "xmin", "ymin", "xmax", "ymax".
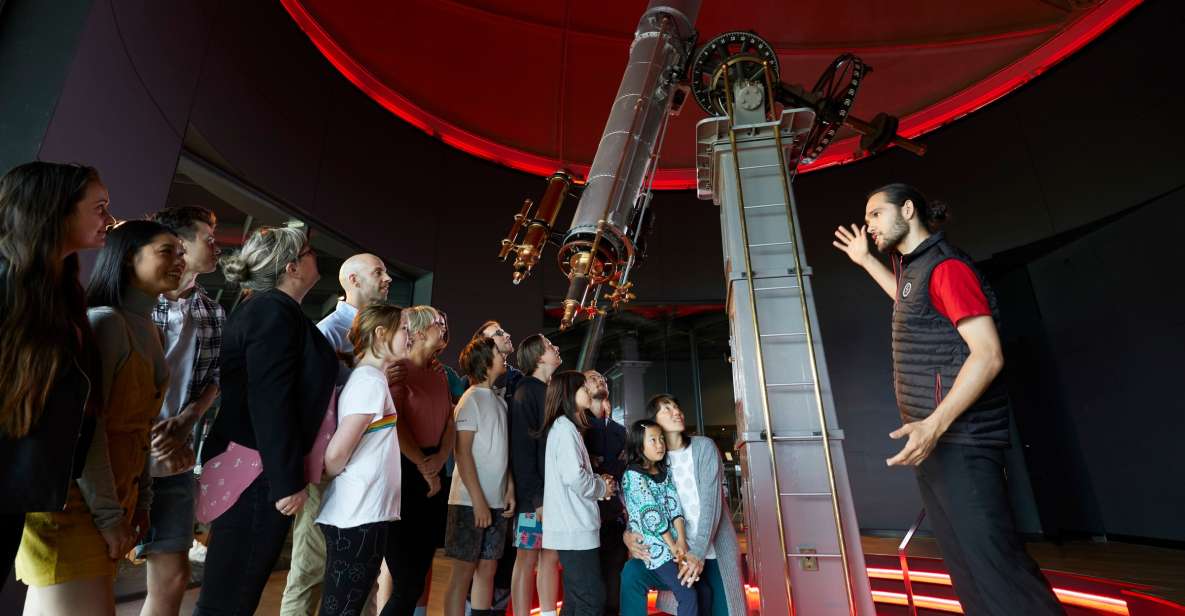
[{"xmin": 891, "ymin": 232, "xmax": 1010, "ymax": 447}]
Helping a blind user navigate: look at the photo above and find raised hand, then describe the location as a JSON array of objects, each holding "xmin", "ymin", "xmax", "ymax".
[{"xmin": 832, "ymin": 224, "xmax": 872, "ymax": 265}]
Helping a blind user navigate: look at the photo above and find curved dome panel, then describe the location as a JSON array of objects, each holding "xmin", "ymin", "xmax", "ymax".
[{"xmin": 282, "ymin": 0, "xmax": 1141, "ymax": 189}]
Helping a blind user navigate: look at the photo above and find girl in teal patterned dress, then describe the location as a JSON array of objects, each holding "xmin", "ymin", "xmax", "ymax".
[{"xmin": 620, "ymin": 420, "xmax": 711, "ymax": 616}]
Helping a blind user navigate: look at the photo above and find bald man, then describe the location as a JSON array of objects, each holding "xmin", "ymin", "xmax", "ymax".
[{"xmin": 280, "ymin": 253, "xmax": 393, "ymax": 616}]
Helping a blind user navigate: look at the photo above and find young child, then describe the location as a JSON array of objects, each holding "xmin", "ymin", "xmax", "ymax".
[
  {"xmin": 621, "ymin": 420, "xmax": 712, "ymax": 616},
  {"xmin": 315, "ymin": 303, "xmax": 408, "ymax": 615},
  {"xmin": 444, "ymin": 336, "xmax": 516, "ymax": 616}
]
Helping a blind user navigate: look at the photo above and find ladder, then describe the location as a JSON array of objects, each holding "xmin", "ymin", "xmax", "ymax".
[{"xmin": 696, "ymin": 82, "xmax": 875, "ymax": 615}]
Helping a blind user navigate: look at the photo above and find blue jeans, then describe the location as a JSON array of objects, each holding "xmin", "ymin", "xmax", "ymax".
[{"xmin": 620, "ymin": 558, "xmax": 728, "ymax": 616}]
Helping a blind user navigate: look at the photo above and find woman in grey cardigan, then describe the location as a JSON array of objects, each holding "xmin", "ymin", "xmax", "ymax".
[{"xmin": 620, "ymin": 394, "xmax": 746, "ymax": 616}]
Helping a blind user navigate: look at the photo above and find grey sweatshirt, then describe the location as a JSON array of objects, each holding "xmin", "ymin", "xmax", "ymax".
[{"xmin": 541, "ymin": 415, "xmax": 608, "ymax": 550}]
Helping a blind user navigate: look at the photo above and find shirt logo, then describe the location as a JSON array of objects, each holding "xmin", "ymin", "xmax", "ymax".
[{"xmin": 902, "ymin": 282, "xmax": 912, "ymax": 298}]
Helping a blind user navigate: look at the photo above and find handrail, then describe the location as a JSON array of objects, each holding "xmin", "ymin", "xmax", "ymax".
[{"xmin": 898, "ymin": 508, "xmax": 928, "ymax": 616}]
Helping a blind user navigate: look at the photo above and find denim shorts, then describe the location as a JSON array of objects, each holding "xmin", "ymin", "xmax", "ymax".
[{"xmin": 134, "ymin": 472, "xmax": 196, "ymax": 557}]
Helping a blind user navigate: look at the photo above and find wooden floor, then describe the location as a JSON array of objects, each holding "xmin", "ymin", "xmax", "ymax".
[{"xmin": 115, "ymin": 538, "xmax": 1185, "ymax": 614}]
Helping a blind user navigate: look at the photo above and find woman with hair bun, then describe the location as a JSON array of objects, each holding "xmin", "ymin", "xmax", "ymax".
[{"xmin": 194, "ymin": 226, "xmax": 338, "ymax": 616}]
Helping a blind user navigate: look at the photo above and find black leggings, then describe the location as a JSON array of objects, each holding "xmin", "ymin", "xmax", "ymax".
[
  {"xmin": 381, "ymin": 454, "xmax": 449, "ymax": 616},
  {"xmin": 194, "ymin": 475, "xmax": 294, "ymax": 615},
  {"xmin": 319, "ymin": 522, "xmax": 389, "ymax": 615}
]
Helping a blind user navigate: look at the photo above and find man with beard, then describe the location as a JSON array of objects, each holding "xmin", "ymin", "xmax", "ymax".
[
  {"xmin": 281, "ymin": 253, "xmax": 393, "ymax": 616},
  {"xmin": 832, "ymin": 183, "xmax": 1063, "ymax": 616},
  {"xmin": 581, "ymin": 370, "xmax": 627, "ymax": 616},
  {"xmin": 476, "ymin": 320, "xmax": 524, "ymax": 403}
]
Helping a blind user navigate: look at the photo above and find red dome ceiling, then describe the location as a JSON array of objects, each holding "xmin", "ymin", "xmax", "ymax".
[{"xmin": 281, "ymin": 0, "xmax": 1140, "ymax": 189}]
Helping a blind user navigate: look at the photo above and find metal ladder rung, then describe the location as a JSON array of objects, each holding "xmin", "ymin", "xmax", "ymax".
[
  {"xmin": 788, "ymin": 553, "xmax": 843, "ymax": 559},
  {"xmin": 739, "ymin": 163, "xmax": 780, "ymax": 171},
  {"xmin": 760, "ymin": 332, "xmax": 806, "ymax": 339},
  {"xmin": 754, "ymin": 285, "xmax": 800, "ymax": 292},
  {"xmin": 748, "ymin": 241, "xmax": 792, "ymax": 248},
  {"xmin": 766, "ymin": 382, "xmax": 814, "ymax": 390},
  {"xmin": 744, "ymin": 202, "xmax": 784, "ymax": 210},
  {"xmin": 780, "ymin": 492, "xmax": 833, "ymax": 497},
  {"xmin": 770, "ymin": 435, "xmax": 835, "ymax": 442}
]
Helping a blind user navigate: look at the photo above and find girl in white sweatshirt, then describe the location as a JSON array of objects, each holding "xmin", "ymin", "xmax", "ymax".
[{"xmin": 539, "ymin": 371, "xmax": 617, "ymax": 616}]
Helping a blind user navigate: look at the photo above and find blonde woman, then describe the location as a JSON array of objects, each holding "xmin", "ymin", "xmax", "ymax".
[
  {"xmin": 384, "ymin": 305, "xmax": 455, "ymax": 615},
  {"xmin": 194, "ymin": 226, "xmax": 338, "ymax": 615}
]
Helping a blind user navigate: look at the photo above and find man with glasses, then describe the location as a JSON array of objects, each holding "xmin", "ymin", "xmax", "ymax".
[
  {"xmin": 281, "ymin": 253, "xmax": 394, "ymax": 616},
  {"xmin": 474, "ymin": 321, "xmax": 524, "ymax": 404}
]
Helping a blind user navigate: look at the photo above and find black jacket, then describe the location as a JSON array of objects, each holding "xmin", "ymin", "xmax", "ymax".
[
  {"xmin": 0, "ymin": 259, "xmax": 95, "ymax": 513},
  {"xmin": 509, "ymin": 375, "xmax": 547, "ymax": 513},
  {"xmin": 201, "ymin": 289, "xmax": 337, "ymax": 501}
]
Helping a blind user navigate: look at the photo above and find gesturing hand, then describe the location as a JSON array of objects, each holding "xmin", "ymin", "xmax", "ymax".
[
  {"xmin": 886, "ymin": 419, "xmax": 943, "ymax": 466},
  {"xmin": 832, "ymin": 224, "xmax": 872, "ymax": 265}
]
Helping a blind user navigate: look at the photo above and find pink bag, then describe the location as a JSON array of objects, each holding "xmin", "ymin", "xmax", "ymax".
[{"xmin": 196, "ymin": 388, "xmax": 339, "ymax": 524}]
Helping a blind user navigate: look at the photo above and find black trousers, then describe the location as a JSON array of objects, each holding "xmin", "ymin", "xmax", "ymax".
[
  {"xmin": 381, "ymin": 454, "xmax": 449, "ymax": 616},
  {"xmin": 1, "ymin": 512, "xmax": 23, "ymax": 591},
  {"xmin": 557, "ymin": 548, "xmax": 605, "ymax": 616},
  {"xmin": 319, "ymin": 522, "xmax": 389, "ymax": 615},
  {"xmin": 195, "ymin": 475, "xmax": 295, "ymax": 615},
  {"xmin": 916, "ymin": 443, "xmax": 1064, "ymax": 616},
  {"xmin": 598, "ymin": 519, "xmax": 629, "ymax": 616}
]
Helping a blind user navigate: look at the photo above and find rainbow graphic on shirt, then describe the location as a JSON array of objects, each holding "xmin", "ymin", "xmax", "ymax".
[{"xmin": 365, "ymin": 414, "xmax": 397, "ymax": 434}]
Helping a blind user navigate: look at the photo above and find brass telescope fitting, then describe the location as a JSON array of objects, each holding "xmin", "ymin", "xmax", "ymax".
[{"xmin": 498, "ymin": 170, "xmax": 575, "ymax": 284}]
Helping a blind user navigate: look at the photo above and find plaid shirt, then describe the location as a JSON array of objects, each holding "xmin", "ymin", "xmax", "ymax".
[{"xmin": 152, "ymin": 284, "xmax": 225, "ymax": 407}]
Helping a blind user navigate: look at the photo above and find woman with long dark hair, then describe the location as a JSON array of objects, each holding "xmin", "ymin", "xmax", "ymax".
[
  {"xmin": 17, "ymin": 219, "xmax": 184, "ymax": 613},
  {"xmin": 539, "ymin": 370, "xmax": 617, "ymax": 616},
  {"xmin": 194, "ymin": 226, "xmax": 337, "ymax": 615},
  {"xmin": 620, "ymin": 395, "xmax": 746, "ymax": 616},
  {"xmin": 0, "ymin": 162, "xmax": 113, "ymax": 589}
]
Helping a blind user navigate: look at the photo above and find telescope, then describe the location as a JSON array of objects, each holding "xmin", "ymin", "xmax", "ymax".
[{"xmin": 498, "ymin": 9, "xmax": 925, "ymax": 331}]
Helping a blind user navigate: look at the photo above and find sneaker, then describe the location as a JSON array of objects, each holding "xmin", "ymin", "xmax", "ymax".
[{"xmin": 188, "ymin": 539, "xmax": 207, "ymax": 563}]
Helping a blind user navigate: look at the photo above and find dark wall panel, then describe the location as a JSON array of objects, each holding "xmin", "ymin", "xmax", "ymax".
[
  {"xmin": 38, "ymin": 0, "xmax": 196, "ymax": 220},
  {"xmin": 187, "ymin": 0, "xmax": 334, "ymax": 214},
  {"xmin": 1025, "ymin": 189, "xmax": 1185, "ymax": 541}
]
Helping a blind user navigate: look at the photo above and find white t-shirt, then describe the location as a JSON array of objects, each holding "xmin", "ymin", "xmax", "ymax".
[
  {"xmin": 317, "ymin": 365, "xmax": 401, "ymax": 528},
  {"xmin": 447, "ymin": 386, "xmax": 509, "ymax": 508},
  {"xmin": 667, "ymin": 445, "xmax": 716, "ymax": 559}
]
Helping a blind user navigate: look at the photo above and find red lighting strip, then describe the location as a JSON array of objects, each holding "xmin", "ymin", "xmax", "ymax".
[{"xmin": 282, "ymin": 0, "xmax": 1140, "ymax": 190}]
